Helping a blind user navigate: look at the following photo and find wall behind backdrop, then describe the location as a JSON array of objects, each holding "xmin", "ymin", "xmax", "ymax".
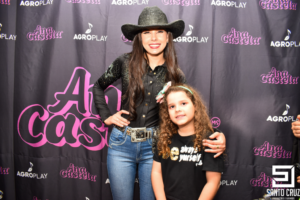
[{"xmin": 1, "ymin": 0, "xmax": 300, "ymax": 199}]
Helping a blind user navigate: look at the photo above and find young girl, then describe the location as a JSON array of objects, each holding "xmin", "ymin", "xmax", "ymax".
[{"xmin": 152, "ymin": 83, "xmax": 224, "ymax": 200}]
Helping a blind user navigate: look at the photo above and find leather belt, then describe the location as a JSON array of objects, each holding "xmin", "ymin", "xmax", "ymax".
[{"xmin": 114, "ymin": 125, "xmax": 159, "ymax": 142}]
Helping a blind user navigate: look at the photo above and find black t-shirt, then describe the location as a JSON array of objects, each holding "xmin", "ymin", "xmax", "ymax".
[{"xmin": 153, "ymin": 133, "xmax": 224, "ymax": 200}]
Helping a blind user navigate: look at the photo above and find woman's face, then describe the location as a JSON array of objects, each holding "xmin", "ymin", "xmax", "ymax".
[{"xmin": 141, "ymin": 29, "xmax": 169, "ymax": 57}]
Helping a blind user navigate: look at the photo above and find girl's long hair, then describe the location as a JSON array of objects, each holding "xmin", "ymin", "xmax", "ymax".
[
  {"xmin": 157, "ymin": 84, "xmax": 214, "ymax": 159},
  {"xmin": 123, "ymin": 32, "xmax": 182, "ymax": 121}
]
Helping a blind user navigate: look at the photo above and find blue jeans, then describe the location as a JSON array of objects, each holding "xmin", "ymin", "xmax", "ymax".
[{"xmin": 107, "ymin": 126, "xmax": 155, "ymax": 200}]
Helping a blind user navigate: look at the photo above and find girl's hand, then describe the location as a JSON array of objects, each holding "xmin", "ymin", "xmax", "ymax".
[
  {"xmin": 202, "ymin": 132, "xmax": 226, "ymax": 158},
  {"xmin": 104, "ymin": 110, "xmax": 130, "ymax": 127},
  {"xmin": 292, "ymin": 115, "xmax": 300, "ymax": 138}
]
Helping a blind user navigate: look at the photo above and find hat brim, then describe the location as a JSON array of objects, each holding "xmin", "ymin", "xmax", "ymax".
[{"xmin": 121, "ymin": 20, "xmax": 185, "ymax": 41}]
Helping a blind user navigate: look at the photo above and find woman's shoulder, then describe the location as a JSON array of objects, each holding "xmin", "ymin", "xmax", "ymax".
[{"xmin": 115, "ymin": 53, "xmax": 131, "ymax": 62}]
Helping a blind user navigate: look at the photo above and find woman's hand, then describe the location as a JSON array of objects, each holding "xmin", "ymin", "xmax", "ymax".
[
  {"xmin": 104, "ymin": 110, "xmax": 130, "ymax": 127},
  {"xmin": 202, "ymin": 132, "xmax": 226, "ymax": 158},
  {"xmin": 292, "ymin": 115, "xmax": 300, "ymax": 138}
]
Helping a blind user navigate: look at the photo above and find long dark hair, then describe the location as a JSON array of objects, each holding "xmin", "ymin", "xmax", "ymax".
[{"xmin": 123, "ymin": 31, "xmax": 182, "ymax": 121}]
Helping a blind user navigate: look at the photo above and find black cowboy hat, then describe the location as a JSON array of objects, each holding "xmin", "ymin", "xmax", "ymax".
[{"xmin": 121, "ymin": 6, "xmax": 185, "ymax": 41}]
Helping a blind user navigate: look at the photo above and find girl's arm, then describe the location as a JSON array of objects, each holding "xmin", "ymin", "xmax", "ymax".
[
  {"xmin": 151, "ymin": 160, "xmax": 167, "ymax": 200},
  {"xmin": 198, "ymin": 171, "xmax": 221, "ymax": 200}
]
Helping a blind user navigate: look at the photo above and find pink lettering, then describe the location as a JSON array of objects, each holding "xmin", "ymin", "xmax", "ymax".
[
  {"xmin": 260, "ymin": 67, "xmax": 299, "ymax": 85},
  {"xmin": 250, "ymin": 172, "xmax": 272, "ymax": 187},
  {"xmin": 161, "ymin": 0, "xmax": 199, "ymax": 6},
  {"xmin": 259, "ymin": 0, "xmax": 297, "ymax": 10},
  {"xmin": 0, "ymin": 167, "xmax": 10, "ymax": 175},
  {"xmin": 18, "ymin": 67, "xmax": 122, "ymax": 150},
  {"xmin": 26, "ymin": 25, "xmax": 63, "ymax": 41},
  {"xmin": 60, "ymin": 163, "xmax": 97, "ymax": 182},
  {"xmin": 65, "ymin": 0, "xmax": 100, "ymax": 3},
  {"xmin": 0, "ymin": 0, "xmax": 10, "ymax": 5},
  {"xmin": 253, "ymin": 141, "xmax": 292, "ymax": 158},
  {"xmin": 221, "ymin": 28, "xmax": 261, "ymax": 45}
]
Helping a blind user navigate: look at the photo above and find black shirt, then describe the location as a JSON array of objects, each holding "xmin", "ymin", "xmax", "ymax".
[
  {"xmin": 153, "ymin": 133, "xmax": 224, "ymax": 200},
  {"xmin": 93, "ymin": 54, "xmax": 185, "ymax": 128}
]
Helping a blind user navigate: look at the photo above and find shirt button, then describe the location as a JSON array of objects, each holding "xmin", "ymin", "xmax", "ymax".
[
  {"xmin": 150, "ymin": 81, "xmax": 152, "ymax": 84},
  {"xmin": 148, "ymin": 92, "xmax": 150, "ymax": 95},
  {"xmin": 145, "ymin": 103, "xmax": 148, "ymax": 106},
  {"xmin": 143, "ymin": 115, "xmax": 145, "ymax": 118},
  {"xmin": 154, "ymin": 72, "xmax": 156, "ymax": 75}
]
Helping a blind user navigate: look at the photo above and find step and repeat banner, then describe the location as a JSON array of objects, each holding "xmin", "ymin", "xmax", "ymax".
[{"xmin": 1, "ymin": 0, "xmax": 300, "ymax": 199}]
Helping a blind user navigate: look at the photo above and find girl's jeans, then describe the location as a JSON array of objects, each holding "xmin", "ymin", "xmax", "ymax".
[{"xmin": 107, "ymin": 126, "xmax": 155, "ymax": 200}]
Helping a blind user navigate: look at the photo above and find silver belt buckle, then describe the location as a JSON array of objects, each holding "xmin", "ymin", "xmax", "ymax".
[{"xmin": 131, "ymin": 128, "xmax": 147, "ymax": 142}]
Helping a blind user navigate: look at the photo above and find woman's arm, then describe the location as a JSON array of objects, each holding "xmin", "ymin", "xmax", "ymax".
[
  {"xmin": 202, "ymin": 132, "xmax": 226, "ymax": 158},
  {"xmin": 198, "ymin": 171, "xmax": 221, "ymax": 200},
  {"xmin": 151, "ymin": 160, "xmax": 167, "ymax": 200}
]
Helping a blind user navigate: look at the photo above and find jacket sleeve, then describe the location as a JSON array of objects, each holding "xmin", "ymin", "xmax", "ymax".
[{"xmin": 93, "ymin": 55, "xmax": 124, "ymax": 122}]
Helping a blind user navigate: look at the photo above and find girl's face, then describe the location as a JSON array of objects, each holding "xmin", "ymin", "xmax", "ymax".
[
  {"xmin": 141, "ymin": 29, "xmax": 169, "ymax": 57},
  {"xmin": 167, "ymin": 91, "xmax": 195, "ymax": 128}
]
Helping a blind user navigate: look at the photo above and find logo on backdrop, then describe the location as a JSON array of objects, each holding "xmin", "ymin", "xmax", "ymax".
[
  {"xmin": 259, "ymin": 0, "xmax": 297, "ymax": 10},
  {"xmin": 220, "ymin": 180, "xmax": 238, "ymax": 186},
  {"xmin": 65, "ymin": 0, "xmax": 100, "ymax": 4},
  {"xmin": 0, "ymin": 0, "xmax": 10, "ymax": 5},
  {"xmin": 0, "ymin": 190, "xmax": 3, "ymax": 199},
  {"xmin": 86, "ymin": 197, "xmax": 90, "ymax": 200},
  {"xmin": 121, "ymin": 34, "xmax": 132, "ymax": 43},
  {"xmin": 221, "ymin": 28, "xmax": 261, "ymax": 45},
  {"xmin": 0, "ymin": 23, "xmax": 17, "ymax": 41},
  {"xmin": 17, "ymin": 162, "xmax": 48, "ymax": 179},
  {"xmin": 33, "ymin": 197, "xmax": 49, "ymax": 200},
  {"xmin": 173, "ymin": 25, "xmax": 209, "ymax": 43},
  {"xmin": 73, "ymin": 23, "xmax": 107, "ymax": 41},
  {"xmin": 60, "ymin": 163, "xmax": 97, "ymax": 182},
  {"xmin": 253, "ymin": 141, "xmax": 292, "ymax": 158},
  {"xmin": 0, "ymin": 166, "xmax": 10, "ymax": 175},
  {"xmin": 266, "ymin": 104, "xmax": 297, "ymax": 122},
  {"xmin": 18, "ymin": 67, "xmax": 120, "ymax": 150},
  {"xmin": 161, "ymin": 0, "xmax": 200, "ymax": 6},
  {"xmin": 112, "ymin": 0, "xmax": 149, "ymax": 5},
  {"xmin": 27, "ymin": 25, "xmax": 63, "ymax": 41},
  {"xmin": 211, "ymin": 0, "xmax": 247, "ymax": 8},
  {"xmin": 211, "ymin": 117, "xmax": 221, "ymax": 128},
  {"xmin": 270, "ymin": 29, "xmax": 300, "ymax": 48},
  {"xmin": 250, "ymin": 172, "xmax": 273, "ymax": 187},
  {"xmin": 261, "ymin": 67, "xmax": 299, "ymax": 85},
  {"xmin": 20, "ymin": 0, "xmax": 53, "ymax": 6}
]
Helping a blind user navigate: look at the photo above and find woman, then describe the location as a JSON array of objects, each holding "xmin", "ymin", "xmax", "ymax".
[{"xmin": 93, "ymin": 6, "xmax": 226, "ymax": 200}]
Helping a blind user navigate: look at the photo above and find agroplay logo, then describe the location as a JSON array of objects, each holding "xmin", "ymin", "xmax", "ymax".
[
  {"xmin": 0, "ymin": 23, "xmax": 17, "ymax": 41},
  {"xmin": 220, "ymin": 180, "xmax": 238, "ymax": 186},
  {"xmin": 270, "ymin": 29, "xmax": 300, "ymax": 48},
  {"xmin": 211, "ymin": 0, "xmax": 247, "ymax": 8},
  {"xmin": 266, "ymin": 104, "xmax": 297, "ymax": 122},
  {"xmin": 261, "ymin": 67, "xmax": 299, "ymax": 85},
  {"xmin": 173, "ymin": 25, "xmax": 209, "ymax": 43},
  {"xmin": 112, "ymin": 0, "xmax": 149, "ymax": 5},
  {"xmin": 161, "ymin": 0, "xmax": 200, "ymax": 6},
  {"xmin": 17, "ymin": 162, "xmax": 48, "ymax": 179},
  {"xmin": 74, "ymin": 23, "xmax": 107, "ymax": 41},
  {"xmin": 20, "ymin": 0, "xmax": 53, "ymax": 6},
  {"xmin": 259, "ymin": 0, "xmax": 297, "ymax": 10}
]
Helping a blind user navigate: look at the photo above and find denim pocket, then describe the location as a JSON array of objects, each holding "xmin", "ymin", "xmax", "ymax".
[{"xmin": 109, "ymin": 127, "xmax": 127, "ymax": 146}]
